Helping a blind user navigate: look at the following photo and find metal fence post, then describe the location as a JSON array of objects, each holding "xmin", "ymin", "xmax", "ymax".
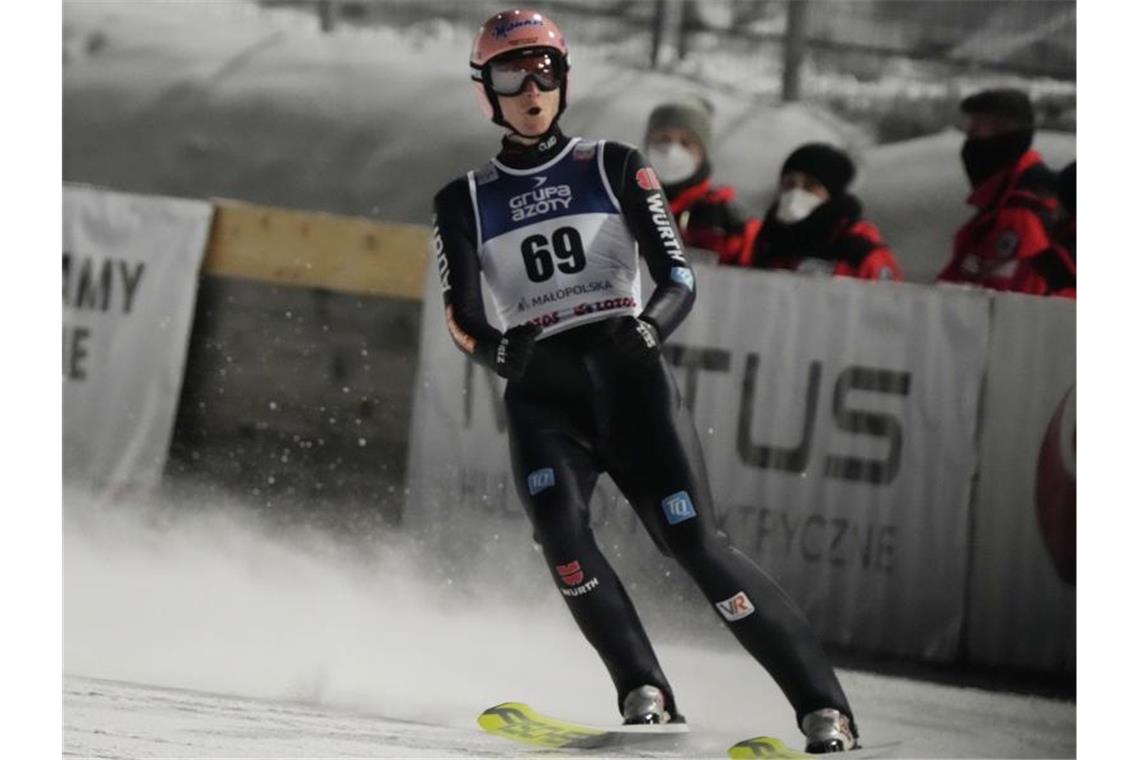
[
  {"xmin": 678, "ymin": 0, "xmax": 696, "ymax": 61},
  {"xmin": 650, "ymin": 0, "xmax": 667, "ymax": 69},
  {"xmin": 317, "ymin": 0, "xmax": 336, "ymax": 33},
  {"xmin": 782, "ymin": 0, "xmax": 807, "ymax": 102}
]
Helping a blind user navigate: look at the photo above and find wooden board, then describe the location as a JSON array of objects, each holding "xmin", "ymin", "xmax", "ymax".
[{"xmin": 203, "ymin": 198, "xmax": 430, "ymax": 300}]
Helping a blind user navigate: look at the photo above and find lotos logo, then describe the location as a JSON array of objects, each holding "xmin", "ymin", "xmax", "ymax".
[
  {"xmin": 572, "ymin": 296, "xmax": 637, "ymax": 317},
  {"xmin": 636, "ymin": 167, "xmax": 662, "ymax": 191},
  {"xmin": 492, "ymin": 18, "xmax": 543, "ymax": 38},
  {"xmin": 557, "ymin": 560, "xmax": 584, "ymax": 586},
  {"xmin": 661, "ymin": 491, "xmax": 696, "ymax": 525},
  {"xmin": 715, "ymin": 591, "xmax": 755, "ymax": 622}
]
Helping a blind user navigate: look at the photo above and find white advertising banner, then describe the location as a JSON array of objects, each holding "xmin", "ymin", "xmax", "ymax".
[
  {"xmin": 63, "ymin": 185, "xmax": 213, "ymax": 496},
  {"xmin": 967, "ymin": 294, "xmax": 1076, "ymax": 672},
  {"xmin": 408, "ymin": 264, "xmax": 992, "ymax": 661}
]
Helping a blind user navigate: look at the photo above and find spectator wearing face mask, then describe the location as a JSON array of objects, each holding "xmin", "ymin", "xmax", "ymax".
[
  {"xmin": 937, "ymin": 89, "xmax": 1070, "ymax": 296},
  {"xmin": 644, "ymin": 97, "xmax": 761, "ymax": 265},
  {"xmin": 749, "ymin": 143, "xmax": 902, "ymax": 281}
]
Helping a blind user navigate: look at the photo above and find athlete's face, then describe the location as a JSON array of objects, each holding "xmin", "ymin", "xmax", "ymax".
[{"xmin": 498, "ymin": 77, "xmax": 560, "ymax": 138}]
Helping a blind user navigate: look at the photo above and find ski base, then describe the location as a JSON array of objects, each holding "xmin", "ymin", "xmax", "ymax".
[{"xmin": 477, "ymin": 701, "xmax": 689, "ymax": 750}]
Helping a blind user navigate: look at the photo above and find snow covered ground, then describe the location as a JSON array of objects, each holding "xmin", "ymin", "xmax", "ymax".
[{"xmin": 64, "ymin": 496, "xmax": 1075, "ymax": 759}]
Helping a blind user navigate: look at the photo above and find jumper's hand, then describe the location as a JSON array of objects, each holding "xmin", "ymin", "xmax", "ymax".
[
  {"xmin": 606, "ymin": 316, "xmax": 661, "ymax": 366},
  {"xmin": 494, "ymin": 323, "xmax": 543, "ymax": 381}
]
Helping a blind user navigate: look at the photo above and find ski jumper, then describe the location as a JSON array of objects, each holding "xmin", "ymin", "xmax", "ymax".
[{"xmin": 431, "ymin": 130, "xmax": 855, "ymax": 729}]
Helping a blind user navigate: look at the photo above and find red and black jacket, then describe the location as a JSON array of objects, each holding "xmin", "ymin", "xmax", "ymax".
[
  {"xmin": 748, "ymin": 193, "xmax": 903, "ymax": 281},
  {"xmin": 665, "ymin": 179, "xmax": 762, "ymax": 266},
  {"xmin": 938, "ymin": 150, "xmax": 1073, "ymax": 297}
]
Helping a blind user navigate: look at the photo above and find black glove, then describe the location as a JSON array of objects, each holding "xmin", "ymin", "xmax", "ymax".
[
  {"xmin": 494, "ymin": 323, "xmax": 542, "ymax": 381},
  {"xmin": 605, "ymin": 316, "xmax": 661, "ymax": 366}
]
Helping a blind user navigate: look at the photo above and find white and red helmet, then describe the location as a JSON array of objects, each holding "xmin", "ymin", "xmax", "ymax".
[{"xmin": 469, "ymin": 9, "xmax": 571, "ymax": 130}]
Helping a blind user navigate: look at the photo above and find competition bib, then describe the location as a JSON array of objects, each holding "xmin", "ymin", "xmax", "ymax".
[{"xmin": 468, "ymin": 138, "xmax": 641, "ymax": 337}]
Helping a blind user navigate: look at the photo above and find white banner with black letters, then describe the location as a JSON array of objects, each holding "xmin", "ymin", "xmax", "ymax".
[
  {"xmin": 63, "ymin": 185, "xmax": 212, "ymax": 496},
  {"xmin": 407, "ymin": 264, "xmax": 992, "ymax": 661}
]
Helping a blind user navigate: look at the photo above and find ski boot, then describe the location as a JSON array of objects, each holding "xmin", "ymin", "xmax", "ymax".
[
  {"xmin": 801, "ymin": 707, "xmax": 857, "ymax": 753},
  {"xmin": 621, "ymin": 685, "xmax": 684, "ymax": 725}
]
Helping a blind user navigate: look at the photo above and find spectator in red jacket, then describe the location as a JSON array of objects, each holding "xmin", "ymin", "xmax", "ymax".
[
  {"xmin": 748, "ymin": 143, "xmax": 902, "ymax": 281},
  {"xmin": 937, "ymin": 89, "xmax": 1071, "ymax": 296},
  {"xmin": 1049, "ymin": 161, "xmax": 1076, "ymax": 298},
  {"xmin": 644, "ymin": 96, "xmax": 761, "ymax": 265}
]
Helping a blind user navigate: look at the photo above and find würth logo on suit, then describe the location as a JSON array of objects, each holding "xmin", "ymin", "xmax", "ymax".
[{"xmin": 556, "ymin": 560, "xmax": 599, "ymax": 598}]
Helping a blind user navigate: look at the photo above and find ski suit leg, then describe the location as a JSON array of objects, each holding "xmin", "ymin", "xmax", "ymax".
[
  {"xmin": 597, "ymin": 355, "xmax": 854, "ymax": 729},
  {"xmin": 504, "ymin": 388, "xmax": 679, "ymax": 716}
]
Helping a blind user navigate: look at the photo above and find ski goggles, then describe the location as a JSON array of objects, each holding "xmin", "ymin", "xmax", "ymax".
[{"xmin": 484, "ymin": 52, "xmax": 565, "ymax": 96}]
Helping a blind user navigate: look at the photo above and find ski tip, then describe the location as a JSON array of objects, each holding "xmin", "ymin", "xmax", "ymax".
[
  {"xmin": 727, "ymin": 735, "xmax": 811, "ymax": 759},
  {"xmin": 476, "ymin": 702, "xmax": 540, "ymax": 730},
  {"xmin": 478, "ymin": 701, "xmax": 609, "ymax": 749}
]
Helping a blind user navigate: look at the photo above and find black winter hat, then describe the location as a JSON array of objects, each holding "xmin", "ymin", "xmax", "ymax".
[
  {"xmin": 780, "ymin": 143, "xmax": 856, "ymax": 198},
  {"xmin": 960, "ymin": 88, "xmax": 1036, "ymax": 130}
]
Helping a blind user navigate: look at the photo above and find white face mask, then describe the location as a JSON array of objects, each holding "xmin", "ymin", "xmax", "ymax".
[
  {"xmin": 646, "ymin": 142, "xmax": 699, "ymax": 185},
  {"xmin": 775, "ymin": 187, "xmax": 825, "ymax": 224}
]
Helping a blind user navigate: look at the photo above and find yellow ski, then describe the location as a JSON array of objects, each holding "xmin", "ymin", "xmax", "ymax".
[
  {"xmin": 727, "ymin": 735, "xmax": 813, "ymax": 759},
  {"xmin": 477, "ymin": 701, "xmax": 689, "ymax": 750},
  {"xmin": 728, "ymin": 735, "xmax": 895, "ymax": 758}
]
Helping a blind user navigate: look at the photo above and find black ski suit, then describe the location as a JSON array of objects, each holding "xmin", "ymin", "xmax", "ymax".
[{"xmin": 431, "ymin": 128, "xmax": 854, "ymax": 730}]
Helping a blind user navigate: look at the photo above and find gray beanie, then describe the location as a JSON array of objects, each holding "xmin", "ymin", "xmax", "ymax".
[{"xmin": 645, "ymin": 96, "xmax": 714, "ymax": 151}]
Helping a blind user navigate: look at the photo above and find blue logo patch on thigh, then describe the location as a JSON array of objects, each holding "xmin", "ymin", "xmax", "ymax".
[
  {"xmin": 527, "ymin": 467, "xmax": 556, "ymax": 495},
  {"xmin": 661, "ymin": 491, "xmax": 697, "ymax": 524}
]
